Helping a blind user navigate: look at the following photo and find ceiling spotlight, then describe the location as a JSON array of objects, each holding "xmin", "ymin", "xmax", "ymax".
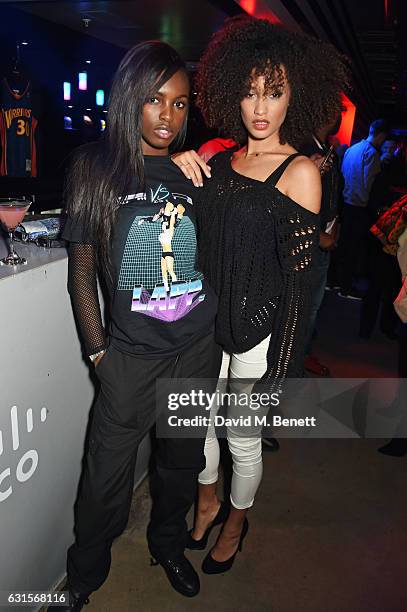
[
  {"xmin": 21, "ymin": 41, "xmax": 29, "ymax": 46},
  {"xmin": 68, "ymin": 105, "xmax": 73, "ymax": 108},
  {"xmin": 86, "ymin": 108, "xmax": 92, "ymax": 111},
  {"xmin": 86, "ymin": 60, "xmax": 91, "ymax": 64}
]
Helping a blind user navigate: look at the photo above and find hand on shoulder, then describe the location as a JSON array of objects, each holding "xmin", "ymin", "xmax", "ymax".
[
  {"xmin": 283, "ymin": 155, "xmax": 321, "ymax": 214},
  {"xmin": 171, "ymin": 150, "xmax": 211, "ymax": 187}
]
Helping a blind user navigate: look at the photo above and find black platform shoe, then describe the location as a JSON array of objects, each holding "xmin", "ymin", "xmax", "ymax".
[
  {"xmin": 150, "ymin": 553, "xmax": 200, "ymax": 597},
  {"xmin": 378, "ymin": 438, "xmax": 407, "ymax": 457},
  {"xmin": 47, "ymin": 584, "xmax": 91, "ymax": 611},
  {"xmin": 186, "ymin": 501, "xmax": 229, "ymax": 550},
  {"xmin": 201, "ymin": 518, "xmax": 249, "ymax": 575}
]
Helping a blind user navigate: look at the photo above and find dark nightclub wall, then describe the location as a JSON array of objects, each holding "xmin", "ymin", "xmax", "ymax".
[
  {"xmin": 0, "ymin": 4, "xmax": 219, "ymax": 209},
  {"xmin": 0, "ymin": 4, "xmax": 125, "ymax": 168},
  {"xmin": 0, "ymin": 4, "xmax": 125, "ymax": 208}
]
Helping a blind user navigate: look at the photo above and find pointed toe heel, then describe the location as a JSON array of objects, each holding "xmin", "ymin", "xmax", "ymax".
[
  {"xmin": 186, "ymin": 501, "xmax": 229, "ymax": 550},
  {"xmin": 201, "ymin": 517, "xmax": 249, "ymax": 574}
]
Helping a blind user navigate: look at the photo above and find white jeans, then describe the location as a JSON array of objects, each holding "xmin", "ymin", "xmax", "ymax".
[{"xmin": 199, "ymin": 335, "xmax": 270, "ymax": 510}]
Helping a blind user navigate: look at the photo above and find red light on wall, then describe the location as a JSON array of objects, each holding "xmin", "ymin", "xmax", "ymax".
[
  {"xmin": 384, "ymin": 0, "xmax": 393, "ymax": 24},
  {"xmin": 238, "ymin": 0, "xmax": 281, "ymax": 23},
  {"xmin": 335, "ymin": 93, "xmax": 356, "ymax": 146},
  {"xmin": 240, "ymin": 0, "xmax": 256, "ymax": 14}
]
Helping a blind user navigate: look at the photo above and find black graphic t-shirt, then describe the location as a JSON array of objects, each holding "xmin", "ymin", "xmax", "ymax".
[{"xmin": 62, "ymin": 155, "xmax": 217, "ymax": 357}]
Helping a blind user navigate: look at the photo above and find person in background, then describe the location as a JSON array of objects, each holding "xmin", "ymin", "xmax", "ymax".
[
  {"xmin": 369, "ymin": 139, "xmax": 401, "ymax": 215},
  {"xmin": 338, "ymin": 119, "xmax": 390, "ymax": 300},
  {"xmin": 381, "ymin": 139, "xmax": 398, "ymax": 162},
  {"xmin": 335, "ymin": 142, "xmax": 349, "ymax": 166},
  {"xmin": 378, "ymin": 221, "xmax": 407, "ymax": 456},
  {"xmin": 300, "ymin": 114, "xmax": 343, "ymax": 376},
  {"xmin": 360, "ymin": 138, "xmax": 404, "ymax": 339}
]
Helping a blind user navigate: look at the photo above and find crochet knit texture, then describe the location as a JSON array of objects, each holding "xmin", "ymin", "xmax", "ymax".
[{"xmin": 197, "ymin": 151, "xmax": 319, "ymax": 388}]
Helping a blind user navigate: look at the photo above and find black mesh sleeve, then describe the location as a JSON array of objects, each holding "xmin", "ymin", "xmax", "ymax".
[
  {"xmin": 261, "ymin": 208, "xmax": 319, "ymax": 389},
  {"xmin": 67, "ymin": 242, "xmax": 107, "ymax": 357}
]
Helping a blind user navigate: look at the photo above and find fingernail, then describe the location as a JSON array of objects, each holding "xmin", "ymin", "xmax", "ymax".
[
  {"xmin": 186, "ymin": 175, "xmax": 190, "ymax": 179},
  {"xmin": 199, "ymin": 183, "xmax": 203, "ymax": 187}
]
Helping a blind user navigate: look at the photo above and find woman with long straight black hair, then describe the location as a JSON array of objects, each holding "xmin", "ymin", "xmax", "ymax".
[{"xmin": 49, "ymin": 41, "xmax": 220, "ymax": 610}]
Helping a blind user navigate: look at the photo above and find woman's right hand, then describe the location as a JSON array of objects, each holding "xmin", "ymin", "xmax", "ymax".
[
  {"xmin": 94, "ymin": 350, "xmax": 107, "ymax": 368},
  {"xmin": 171, "ymin": 150, "xmax": 211, "ymax": 187}
]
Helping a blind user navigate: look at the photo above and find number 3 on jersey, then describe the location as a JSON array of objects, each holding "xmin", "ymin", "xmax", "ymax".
[{"xmin": 16, "ymin": 118, "xmax": 29, "ymax": 136}]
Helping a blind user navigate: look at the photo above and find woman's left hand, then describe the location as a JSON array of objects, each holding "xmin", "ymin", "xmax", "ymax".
[
  {"xmin": 171, "ymin": 150, "xmax": 211, "ymax": 187},
  {"xmin": 319, "ymin": 231, "xmax": 337, "ymax": 251}
]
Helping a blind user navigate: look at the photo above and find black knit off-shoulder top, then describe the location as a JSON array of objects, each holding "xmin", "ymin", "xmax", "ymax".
[{"xmin": 197, "ymin": 151, "xmax": 320, "ymax": 386}]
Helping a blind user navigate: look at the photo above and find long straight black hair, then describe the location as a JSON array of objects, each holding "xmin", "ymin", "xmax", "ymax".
[{"xmin": 64, "ymin": 41, "xmax": 188, "ymax": 280}]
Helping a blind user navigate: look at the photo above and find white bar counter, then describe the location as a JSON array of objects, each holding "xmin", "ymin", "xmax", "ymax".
[{"xmin": 0, "ymin": 236, "xmax": 150, "ymax": 610}]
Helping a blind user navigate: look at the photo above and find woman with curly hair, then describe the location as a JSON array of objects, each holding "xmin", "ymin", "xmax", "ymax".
[{"xmin": 172, "ymin": 15, "xmax": 350, "ymax": 574}]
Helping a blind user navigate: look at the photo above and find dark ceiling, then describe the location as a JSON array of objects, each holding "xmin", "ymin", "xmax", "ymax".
[
  {"xmin": 3, "ymin": 0, "xmax": 406, "ymax": 128},
  {"xmin": 4, "ymin": 0, "xmax": 240, "ymax": 60}
]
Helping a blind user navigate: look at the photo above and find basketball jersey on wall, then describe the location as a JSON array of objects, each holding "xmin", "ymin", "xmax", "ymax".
[{"xmin": 0, "ymin": 78, "xmax": 39, "ymax": 177}]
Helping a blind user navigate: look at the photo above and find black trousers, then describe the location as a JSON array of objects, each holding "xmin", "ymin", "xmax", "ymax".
[
  {"xmin": 338, "ymin": 205, "xmax": 370, "ymax": 293},
  {"xmin": 66, "ymin": 329, "xmax": 222, "ymax": 593},
  {"xmin": 360, "ymin": 235, "xmax": 401, "ymax": 337},
  {"xmin": 399, "ymin": 323, "xmax": 407, "ymax": 378}
]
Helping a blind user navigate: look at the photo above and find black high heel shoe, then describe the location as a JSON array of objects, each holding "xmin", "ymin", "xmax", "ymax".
[
  {"xmin": 186, "ymin": 501, "xmax": 229, "ymax": 550},
  {"xmin": 201, "ymin": 517, "xmax": 249, "ymax": 574}
]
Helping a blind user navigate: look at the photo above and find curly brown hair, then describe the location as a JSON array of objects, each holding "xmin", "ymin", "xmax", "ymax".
[{"xmin": 195, "ymin": 15, "xmax": 351, "ymax": 149}]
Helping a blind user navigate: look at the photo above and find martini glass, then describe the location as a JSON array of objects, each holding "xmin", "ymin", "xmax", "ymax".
[{"xmin": 0, "ymin": 198, "xmax": 32, "ymax": 266}]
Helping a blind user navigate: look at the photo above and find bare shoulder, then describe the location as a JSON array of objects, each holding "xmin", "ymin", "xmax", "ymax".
[
  {"xmin": 282, "ymin": 155, "xmax": 321, "ymax": 214},
  {"xmin": 287, "ymin": 155, "xmax": 321, "ymax": 181}
]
